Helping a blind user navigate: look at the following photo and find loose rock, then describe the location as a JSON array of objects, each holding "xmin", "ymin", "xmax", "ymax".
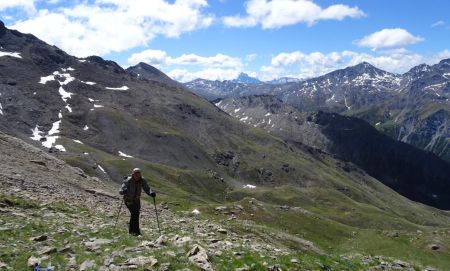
[
  {"xmin": 30, "ymin": 234, "xmax": 48, "ymax": 242},
  {"xmin": 80, "ymin": 260, "xmax": 96, "ymax": 271},
  {"xmin": 126, "ymin": 256, "xmax": 158, "ymax": 267},
  {"xmin": 187, "ymin": 245, "xmax": 213, "ymax": 271}
]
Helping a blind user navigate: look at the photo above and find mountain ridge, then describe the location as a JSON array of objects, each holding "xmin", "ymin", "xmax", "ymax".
[
  {"xmin": 2, "ymin": 21, "xmax": 450, "ymax": 269},
  {"xmin": 184, "ymin": 59, "xmax": 450, "ymax": 162}
]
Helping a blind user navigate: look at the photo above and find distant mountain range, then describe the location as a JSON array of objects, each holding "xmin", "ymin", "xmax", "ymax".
[
  {"xmin": 0, "ymin": 20, "xmax": 450, "ymax": 212},
  {"xmin": 184, "ymin": 61, "xmax": 450, "ymax": 163},
  {"xmin": 215, "ymin": 95, "xmax": 450, "ymax": 208}
]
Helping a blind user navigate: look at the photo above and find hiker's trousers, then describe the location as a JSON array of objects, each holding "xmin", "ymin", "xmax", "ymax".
[{"xmin": 126, "ymin": 200, "xmax": 141, "ymax": 235}]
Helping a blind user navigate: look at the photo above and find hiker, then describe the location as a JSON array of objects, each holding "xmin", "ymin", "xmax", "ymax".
[{"xmin": 119, "ymin": 168, "xmax": 156, "ymax": 235}]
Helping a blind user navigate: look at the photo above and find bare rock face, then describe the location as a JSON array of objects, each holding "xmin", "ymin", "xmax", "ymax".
[
  {"xmin": 80, "ymin": 260, "xmax": 96, "ymax": 271},
  {"xmin": 125, "ymin": 256, "xmax": 158, "ymax": 267},
  {"xmin": 30, "ymin": 234, "xmax": 48, "ymax": 242},
  {"xmin": 187, "ymin": 245, "xmax": 213, "ymax": 271},
  {"xmin": 83, "ymin": 238, "xmax": 114, "ymax": 251},
  {"xmin": 27, "ymin": 256, "xmax": 41, "ymax": 268}
]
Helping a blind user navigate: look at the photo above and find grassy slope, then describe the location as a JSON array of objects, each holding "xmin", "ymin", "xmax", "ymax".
[{"xmin": 55, "ymin": 129, "xmax": 450, "ymax": 269}]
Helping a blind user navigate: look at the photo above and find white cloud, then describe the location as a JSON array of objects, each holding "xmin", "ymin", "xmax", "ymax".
[
  {"xmin": 167, "ymin": 68, "xmax": 241, "ymax": 82},
  {"xmin": 128, "ymin": 50, "xmax": 243, "ymax": 68},
  {"xmin": 0, "ymin": 0, "xmax": 36, "ymax": 14},
  {"xmin": 127, "ymin": 49, "xmax": 168, "ymax": 66},
  {"xmin": 431, "ymin": 20, "xmax": 445, "ymax": 27},
  {"xmin": 11, "ymin": 0, "xmax": 213, "ymax": 57},
  {"xmin": 127, "ymin": 49, "xmax": 245, "ymax": 82},
  {"xmin": 259, "ymin": 65, "xmax": 286, "ymax": 81},
  {"xmin": 223, "ymin": 0, "xmax": 365, "ymax": 28},
  {"xmin": 271, "ymin": 51, "xmax": 304, "ymax": 66},
  {"xmin": 267, "ymin": 49, "xmax": 450, "ymax": 79},
  {"xmin": 169, "ymin": 53, "xmax": 242, "ymax": 68},
  {"xmin": 356, "ymin": 28, "xmax": 424, "ymax": 50}
]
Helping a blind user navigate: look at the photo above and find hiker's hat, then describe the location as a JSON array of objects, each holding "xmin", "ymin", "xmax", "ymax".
[{"xmin": 132, "ymin": 168, "xmax": 141, "ymax": 174}]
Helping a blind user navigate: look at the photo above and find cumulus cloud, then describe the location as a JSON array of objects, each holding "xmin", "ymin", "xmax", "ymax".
[
  {"xmin": 265, "ymin": 49, "xmax": 449, "ymax": 79},
  {"xmin": 0, "ymin": 0, "xmax": 36, "ymax": 14},
  {"xmin": 167, "ymin": 68, "xmax": 241, "ymax": 82},
  {"xmin": 223, "ymin": 0, "xmax": 365, "ymax": 28},
  {"xmin": 128, "ymin": 50, "xmax": 243, "ymax": 69},
  {"xmin": 127, "ymin": 49, "xmax": 245, "ymax": 82},
  {"xmin": 127, "ymin": 49, "xmax": 169, "ymax": 66},
  {"xmin": 356, "ymin": 28, "xmax": 424, "ymax": 50},
  {"xmin": 10, "ymin": 0, "xmax": 213, "ymax": 57}
]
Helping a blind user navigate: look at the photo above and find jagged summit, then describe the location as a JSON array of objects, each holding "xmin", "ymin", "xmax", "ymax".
[
  {"xmin": 232, "ymin": 72, "xmax": 261, "ymax": 84},
  {"xmin": 126, "ymin": 62, "xmax": 167, "ymax": 78},
  {"xmin": 85, "ymin": 55, "xmax": 125, "ymax": 73},
  {"xmin": 328, "ymin": 61, "xmax": 392, "ymax": 78},
  {"xmin": 125, "ymin": 62, "xmax": 180, "ymax": 87}
]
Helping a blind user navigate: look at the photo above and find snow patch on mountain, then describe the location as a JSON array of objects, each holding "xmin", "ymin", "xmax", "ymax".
[
  {"xmin": 61, "ymin": 67, "xmax": 75, "ymax": 72},
  {"xmin": 98, "ymin": 165, "xmax": 106, "ymax": 173},
  {"xmin": 39, "ymin": 75, "xmax": 55, "ymax": 84},
  {"xmin": 81, "ymin": 80, "xmax": 96, "ymax": 85},
  {"xmin": 0, "ymin": 51, "xmax": 21, "ymax": 58},
  {"xmin": 106, "ymin": 86, "xmax": 129, "ymax": 90},
  {"xmin": 118, "ymin": 151, "xmax": 133, "ymax": 158},
  {"xmin": 48, "ymin": 120, "xmax": 61, "ymax": 135},
  {"xmin": 30, "ymin": 125, "xmax": 44, "ymax": 141},
  {"xmin": 54, "ymin": 145, "xmax": 66, "ymax": 152},
  {"xmin": 58, "ymin": 87, "xmax": 73, "ymax": 103}
]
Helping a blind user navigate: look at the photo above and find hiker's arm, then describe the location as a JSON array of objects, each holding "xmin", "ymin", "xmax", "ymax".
[
  {"xmin": 142, "ymin": 179, "xmax": 156, "ymax": 197},
  {"xmin": 119, "ymin": 180, "xmax": 129, "ymax": 195}
]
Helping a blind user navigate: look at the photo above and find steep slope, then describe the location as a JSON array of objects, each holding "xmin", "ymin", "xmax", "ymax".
[
  {"xmin": 277, "ymin": 62, "xmax": 402, "ymax": 111},
  {"xmin": 126, "ymin": 62, "xmax": 182, "ymax": 88},
  {"xmin": 4, "ymin": 132, "xmax": 449, "ymax": 270},
  {"xmin": 184, "ymin": 78, "xmax": 274, "ymax": 100},
  {"xmin": 2, "ymin": 21, "xmax": 450, "ymax": 268},
  {"xmin": 216, "ymin": 95, "xmax": 450, "ymax": 209},
  {"xmin": 185, "ymin": 60, "xmax": 450, "ymax": 162},
  {"xmin": 348, "ymin": 59, "xmax": 450, "ymax": 162}
]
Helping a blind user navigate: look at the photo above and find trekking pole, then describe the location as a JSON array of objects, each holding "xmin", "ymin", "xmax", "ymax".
[
  {"xmin": 113, "ymin": 199, "xmax": 123, "ymax": 231},
  {"xmin": 153, "ymin": 197, "xmax": 162, "ymax": 235}
]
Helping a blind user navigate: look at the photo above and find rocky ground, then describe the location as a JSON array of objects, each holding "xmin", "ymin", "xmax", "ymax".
[{"xmin": 0, "ymin": 132, "xmax": 440, "ymax": 270}]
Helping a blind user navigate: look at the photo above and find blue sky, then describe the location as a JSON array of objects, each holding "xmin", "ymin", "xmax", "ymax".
[{"xmin": 1, "ymin": 0, "xmax": 449, "ymax": 81}]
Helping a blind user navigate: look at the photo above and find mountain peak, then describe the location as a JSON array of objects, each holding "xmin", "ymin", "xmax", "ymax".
[
  {"xmin": 126, "ymin": 62, "xmax": 179, "ymax": 86},
  {"xmin": 406, "ymin": 63, "xmax": 431, "ymax": 75},
  {"xmin": 126, "ymin": 62, "xmax": 166, "ymax": 77},
  {"xmin": 0, "ymin": 20, "xmax": 5, "ymax": 36},
  {"xmin": 233, "ymin": 72, "xmax": 261, "ymax": 84},
  {"xmin": 439, "ymin": 58, "xmax": 450, "ymax": 65},
  {"xmin": 352, "ymin": 61, "xmax": 378, "ymax": 71},
  {"xmin": 85, "ymin": 55, "xmax": 125, "ymax": 73},
  {"xmin": 133, "ymin": 62, "xmax": 163, "ymax": 73}
]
